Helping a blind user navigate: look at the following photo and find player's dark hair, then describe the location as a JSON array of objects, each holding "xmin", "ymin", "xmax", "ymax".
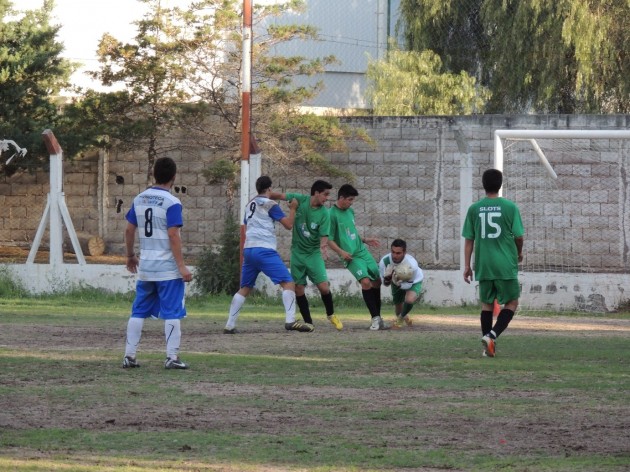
[
  {"xmin": 391, "ymin": 238, "xmax": 407, "ymax": 251},
  {"xmin": 482, "ymin": 169, "xmax": 503, "ymax": 194},
  {"xmin": 338, "ymin": 184, "xmax": 359, "ymax": 199},
  {"xmin": 153, "ymin": 157, "xmax": 177, "ymax": 184},
  {"xmin": 256, "ymin": 175, "xmax": 272, "ymax": 194},
  {"xmin": 311, "ymin": 180, "xmax": 332, "ymax": 196}
]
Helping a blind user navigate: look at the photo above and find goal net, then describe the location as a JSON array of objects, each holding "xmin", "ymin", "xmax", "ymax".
[{"xmin": 495, "ymin": 130, "xmax": 630, "ymax": 313}]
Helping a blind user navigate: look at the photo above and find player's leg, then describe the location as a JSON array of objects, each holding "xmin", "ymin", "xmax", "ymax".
[
  {"xmin": 123, "ymin": 280, "xmax": 158, "ymax": 368},
  {"xmin": 399, "ymin": 282, "xmax": 421, "ymax": 326},
  {"xmin": 225, "ymin": 248, "xmax": 257, "ymax": 333},
  {"xmin": 366, "ymin": 254, "xmax": 383, "ymax": 316},
  {"xmin": 315, "ymin": 280, "xmax": 341, "ymax": 330},
  {"xmin": 157, "ymin": 279, "xmax": 189, "ymax": 369},
  {"xmin": 308, "ymin": 253, "xmax": 341, "ymax": 330},
  {"xmin": 261, "ymin": 249, "xmax": 313, "ymax": 332},
  {"xmin": 291, "ymin": 253, "xmax": 312, "ymax": 323},
  {"xmin": 225, "ymin": 287, "xmax": 251, "ymax": 333},
  {"xmin": 478, "ymin": 281, "xmax": 497, "ymax": 357},
  {"xmin": 295, "ymin": 284, "xmax": 312, "ymax": 323},
  {"xmin": 491, "ymin": 279, "xmax": 520, "ymax": 340},
  {"xmin": 350, "ymin": 265, "xmax": 384, "ymax": 330}
]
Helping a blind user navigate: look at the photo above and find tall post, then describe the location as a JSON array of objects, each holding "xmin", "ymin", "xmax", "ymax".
[
  {"xmin": 27, "ymin": 130, "xmax": 85, "ymax": 265},
  {"xmin": 240, "ymin": 0, "xmax": 253, "ymax": 265}
]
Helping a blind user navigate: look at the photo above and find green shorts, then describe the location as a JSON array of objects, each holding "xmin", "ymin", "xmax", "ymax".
[
  {"xmin": 391, "ymin": 281, "xmax": 422, "ymax": 305},
  {"xmin": 478, "ymin": 279, "xmax": 521, "ymax": 305},
  {"xmin": 290, "ymin": 250, "xmax": 328, "ymax": 286},
  {"xmin": 345, "ymin": 249, "xmax": 380, "ymax": 282}
]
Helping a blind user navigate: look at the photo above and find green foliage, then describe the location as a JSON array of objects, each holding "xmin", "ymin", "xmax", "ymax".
[
  {"xmin": 202, "ymin": 159, "xmax": 240, "ymax": 185},
  {"xmin": 79, "ymin": 0, "xmax": 209, "ymax": 183},
  {"xmin": 399, "ymin": 0, "xmax": 629, "ymax": 113},
  {"xmin": 76, "ymin": 0, "xmax": 368, "ymax": 188},
  {"xmin": 366, "ymin": 46, "xmax": 490, "ymax": 115},
  {"xmin": 193, "ymin": 211, "xmax": 241, "ymax": 295},
  {"xmin": 0, "ymin": 268, "xmax": 26, "ymax": 297},
  {"xmin": 0, "ymin": 0, "xmax": 77, "ymax": 175}
]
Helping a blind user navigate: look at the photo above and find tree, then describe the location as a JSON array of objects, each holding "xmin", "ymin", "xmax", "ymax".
[
  {"xmin": 398, "ymin": 0, "xmax": 629, "ymax": 113},
  {"xmin": 0, "ymin": 0, "xmax": 76, "ymax": 175},
  {"xmin": 85, "ymin": 0, "xmax": 206, "ymax": 183},
  {"xmin": 82, "ymin": 0, "xmax": 367, "ymax": 194},
  {"xmin": 366, "ymin": 46, "xmax": 490, "ymax": 115}
]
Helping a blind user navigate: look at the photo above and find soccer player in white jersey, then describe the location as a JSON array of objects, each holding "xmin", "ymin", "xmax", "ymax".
[
  {"xmin": 224, "ymin": 175, "xmax": 314, "ymax": 333},
  {"xmin": 379, "ymin": 239, "xmax": 424, "ymax": 329},
  {"xmin": 122, "ymin": 157, "xmax": 193, "ymax": 370}
]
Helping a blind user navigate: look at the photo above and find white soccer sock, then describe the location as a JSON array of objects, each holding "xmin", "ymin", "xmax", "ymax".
[
  {"xmin": 226, "ymin": 293, "xmax": 246, "ymax": 329},
  {"xmin": 125, "ymin": 317, "xmax": 144, "ymax": 358},
  {"xmin": 283, "ymin": 290, "xmax": 297, "ymax": 323},
  {"xmin": 165, "ymin": 319, "xmax": 182, "ymax": 359}
]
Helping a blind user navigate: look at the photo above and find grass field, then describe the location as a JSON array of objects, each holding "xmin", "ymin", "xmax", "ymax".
[{"xmin": 0, "ymin": 292, "xmax": 628, "ymax": 471}]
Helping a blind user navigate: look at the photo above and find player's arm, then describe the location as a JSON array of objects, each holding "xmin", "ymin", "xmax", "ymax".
[
  {"xmin": 320, "ymin": 235, "xmax": 329, "ymax": 259},
  {"xmin": 268, "ymin": 191, "xmax": 287, "ymax": 201},
  {"xmin": 279, "ymin": 198, "xmax": 298, "ymax": 230},
  {"xmin": 515, "ymin": 236, "xmax": 524, "ymax": 263},
  {"xmin": 168, "ymin": 226, "xmax": 193, "ymax": 282},
  {"xmin": 124, "ymin": 222, "xmax": 139, "ymax": 274},
  {"xmin": 361, "ymin": 236, "xmax": 380, "ymax": 248},
  {"xmin": 380, "ymin": 259, "xmax": 394, "ymax": 286},
  {"xmin": 463, "ymin": 239, "xmax": 474, "ymax": 283},
  {"xmin": 409, "ymin": 256, "xmax": 424, "ymax": 283},
  {"xmin": 327, "ymin": 239, "xmax": 352, "ymax": 262}
]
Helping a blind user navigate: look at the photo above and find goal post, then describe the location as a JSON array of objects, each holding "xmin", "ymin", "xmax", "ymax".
[
  {"xmin": 495, "ymin": 130, "xmax": 630, "ymax": 183},
  {"xmin": 493, "ymin": 129, "xmax": 630, "ymax": 313}
]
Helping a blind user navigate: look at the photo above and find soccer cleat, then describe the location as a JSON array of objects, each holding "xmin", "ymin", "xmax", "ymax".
[
  {"xmin": 164, "ymin": 357, "xmax": 189, "ymax": 369},
  {"xmin": 369, "ymin": 316, "xmax": 388, "ymax": 331},
  {"xmin": 327, "ymin": 314, "xmax": 343, "ymax": 331},
  {"xmin": 482, "ymin": 335, "xmax": 496, "ymax": 357},
  {"xmin": 223, "ymin": 327, "xmax": 239, "ymax": 334},
  {"xmin": 403, "ymin": 315, "xmax": 413, "ymax": 327},
  {"xmin": 122, "ymin": 356, "xmax": 140, "ymax": 368},
  {"xmin": 285, "ymin": 321, "xmax": 315, "ymax": 332},
  {"xmin": 392, "ymin": 316, "xmax": 405, "ymax": 329}
]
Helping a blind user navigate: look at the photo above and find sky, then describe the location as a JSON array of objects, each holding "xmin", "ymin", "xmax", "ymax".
[
  {"xmin": 18, "ymin": 0, "xmax": 280, "ymax": 94},
  {"xmin": 19, "ymin": 0, "xmax": 153, "ymax": 92}
]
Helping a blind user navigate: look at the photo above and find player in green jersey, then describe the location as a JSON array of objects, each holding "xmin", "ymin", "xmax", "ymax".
[
  {"xmin": 328, "ymin": 184, "xmax": 388, "ymax": 330},
  {"xmin": 270, "ymin": 180, "xmax": 343, "ymax": 331},
  {"xmin": 462, "ymin": 169, "xmax": 524, "ymax": 357}
]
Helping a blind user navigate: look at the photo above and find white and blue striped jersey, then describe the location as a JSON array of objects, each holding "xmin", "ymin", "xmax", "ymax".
[
  {"xmin": 126, "ymin": 187, "xmax": 184, "ymax": 281},
  {"xmin": 243, "ymin": 195, "xmax": 286, "ymax": 250}
]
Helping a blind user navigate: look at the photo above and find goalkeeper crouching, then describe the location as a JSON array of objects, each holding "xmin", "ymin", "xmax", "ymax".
[{"xmin": 378, "ymin": 239, "xmax": 424, "ymax": 329}]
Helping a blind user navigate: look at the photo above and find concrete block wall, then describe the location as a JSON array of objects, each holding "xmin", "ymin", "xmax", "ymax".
[{"xmin": 1, "ymin": 114, "xmax": 629, "ymax": 274}]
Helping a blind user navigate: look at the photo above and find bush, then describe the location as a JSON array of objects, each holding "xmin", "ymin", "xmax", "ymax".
[
  {"xmin": 194, "ymin": 211, "xmax": 240, "ymax": 295},
  {"xmin": 0, "ymin": 268, "xmax": 27, "ymax": 298}
]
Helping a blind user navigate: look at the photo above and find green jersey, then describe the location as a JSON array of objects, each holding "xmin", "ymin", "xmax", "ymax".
[
  {"xmin": 462, "ymin": 196, "xmax": 524, "ymax": 281},
  {"xmin": 329, "ymin": 204, "xmax": 365, "ymax": 256},
  {"xmin": 286, "ymin": 192, "xmax": 330, "ymax": 256}
]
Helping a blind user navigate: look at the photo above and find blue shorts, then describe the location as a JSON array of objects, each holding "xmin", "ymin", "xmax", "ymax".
[
  {"xmin": 241, "ymin": 247, "xmax": 293, "ymax": 287},
  {"xmin": 131, "ymin": 279, "xmax": 187, "ymax": 320}
]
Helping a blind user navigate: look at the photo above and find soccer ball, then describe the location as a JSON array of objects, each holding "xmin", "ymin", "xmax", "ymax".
[{"xmin": 394, "ymin": 261, "xmax": 414, "ymax": 282}]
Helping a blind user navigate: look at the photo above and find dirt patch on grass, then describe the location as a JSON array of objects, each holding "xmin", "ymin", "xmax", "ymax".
[{"xmin": 1, "ymin": 314, "xmax": 629, "ymax": 469}]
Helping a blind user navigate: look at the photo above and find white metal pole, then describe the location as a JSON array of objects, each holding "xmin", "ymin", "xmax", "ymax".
[
  {"xmin": 240, "ymin": 0, "xmax": 253, "ymax": 264},
  {"xmin": 493, "ymin": 132, "xmax": 504, "ymax": 196},
  {"xmin": 49, "ymin": 151, "xmax": 64, "ymax": 266}
]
